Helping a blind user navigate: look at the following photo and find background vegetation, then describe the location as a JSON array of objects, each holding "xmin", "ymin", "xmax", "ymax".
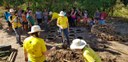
[{"xmin": 0, "ymin": 0, "xmax": 128, "ymax": 18}]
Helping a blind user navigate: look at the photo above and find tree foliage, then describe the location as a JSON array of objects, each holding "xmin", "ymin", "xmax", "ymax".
[{"xmin": 0, "ymin": 0, "xmax": 119, "ymax": 16}]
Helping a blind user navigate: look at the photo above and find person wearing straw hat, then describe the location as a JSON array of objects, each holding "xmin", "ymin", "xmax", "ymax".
[
  {"xmin": 70, "ymin": 39, "xmax": 102, "ymax": 62},
  {"xmin": 57, "ymin": 11, "xmax": 70, "ymax": 47},
  {"xmin": 23, "ymin": 25, "xmax": 55, "ymax": 62}
]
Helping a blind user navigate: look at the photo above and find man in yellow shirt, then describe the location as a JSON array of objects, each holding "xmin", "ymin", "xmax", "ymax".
[
  {"xmin": 70, "ymin": 39, "xmax": 102, "ymax": 62},
  {"xmin": 23, "ymin": 25, "xmax": 55, "ymax": 62},
  {"xmin": 9, "ymin": 9, "xmax": 22, "ymax": 45},
  {"xmin": 57, "ymin": 11, "xmax": 70, "ymax": 47}
]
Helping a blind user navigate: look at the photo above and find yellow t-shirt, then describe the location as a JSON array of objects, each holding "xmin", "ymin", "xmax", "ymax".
[
  {"xmin": 83, "ymin": 47, "xmax": 102, "ymax": 62},
  {"xmin": 9, "ymin": 15, "xmax": 22, "ymax": 29},
  {"xmin": 51, "ymin": 12, "xmax": 59, "ymax": 20},
  {"xmin": 23, "ymin": 36, "xmax": 47, "ymax": 62},
  {"xmin": 57, "ymin": 16, "xmax": 69, "ymax": 29}
]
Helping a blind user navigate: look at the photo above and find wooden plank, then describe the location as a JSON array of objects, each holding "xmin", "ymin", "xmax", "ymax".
[{"xmin": 107, "ymin": 41, "xmax": 128, "ymax": 55}]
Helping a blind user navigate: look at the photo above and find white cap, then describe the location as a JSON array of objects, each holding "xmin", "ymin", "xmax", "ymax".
[
  {"xmin": 9, "ymin": 9, "xmax": 15, "ymax": 13},
  {"xmin": 28, "ymin": 25, "xmax": 44, "ymax": 34},
  {"xmin": 58, "ymin": 11, "xmax": 65, "ymax": 16},
  {"xmin": 49, "ymin": 11, "xmax": 52, "ymax": 15},
  {"xmin": 70, "ymin": 39, "xmax": 87, "ymax": 49}
]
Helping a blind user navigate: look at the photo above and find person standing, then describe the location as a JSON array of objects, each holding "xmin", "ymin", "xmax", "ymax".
[
  {"xmin": 9, "ymin": 9, "xmax": 22, "ymax": 45},
  {"xmin": 21, "ymin": 10, "xmax": 28, "ymax": 33},
  {"xmin": 57, "ymin": 11, "xmax": 70, "ymax": 47},
  {"xmin": 70, "ymin": 39, "xmax": 102, "ymax": 62},
  {"xmin": 35, "ymin": 8, "xmax": 43, "ymax": 25},
  {"xmin": 23, "ymin": 25, "xmax": 55, "ymax": 62},
  {"xmin": 4, "ymin": 11, "xmax": 12, "ymax": 32},
  {"xmin": 42, "ymin": 8, "xmax": 49, "ymax": 32},
  {"xmin": 27, "ymin": 10, "xmax": 35, "ymax": 31}
]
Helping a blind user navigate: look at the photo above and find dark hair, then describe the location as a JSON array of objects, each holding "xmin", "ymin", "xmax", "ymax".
[{"xmin": 30, "ymin": 32, "xmax": 39, "ymax": 37}]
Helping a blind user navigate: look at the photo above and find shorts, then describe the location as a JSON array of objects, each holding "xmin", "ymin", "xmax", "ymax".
[
  {"xmin": 6, "ymin": 21, "xmax": 12, "ymax": 27},
  {"xmin": 37, "ymin": 19, "xmax": 42, "ymax": 24},
  {"xmin": 22, "ymin": 22, "xmax": 28, "ymax": 25}
]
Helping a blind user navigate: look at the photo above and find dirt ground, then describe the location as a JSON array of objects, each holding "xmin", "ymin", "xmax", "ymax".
[{"xmin": 0, "ymin": 17, "xmax": 128, "ymax": 62}]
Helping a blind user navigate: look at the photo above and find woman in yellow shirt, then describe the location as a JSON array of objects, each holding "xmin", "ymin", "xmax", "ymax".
[{"xmin": 70, "ymin": 39, "xmax": 102, "ymax": 62}]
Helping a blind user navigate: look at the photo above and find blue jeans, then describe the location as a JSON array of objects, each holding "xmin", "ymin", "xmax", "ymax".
[{"xmin": 60, "ymin": 28, "xmax": 70, "ymax": 45}]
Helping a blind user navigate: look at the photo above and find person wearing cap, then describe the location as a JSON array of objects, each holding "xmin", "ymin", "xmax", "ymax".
[
  {"xmin": 48, "ymin": 11, "xmax": 59, "ymax": 24},
  {"xmin": 9, "ymin": 9, "xmax": 22, "ymax": 45},
  {"xmin": 70, "ymin": 39, "xmax": 102, "ymax": 62},
  {"xmin": 23, "ymin": 25, "xmax": 55, "ymax": 62},
  {"xmin": 57, "ymin": 11, "xmax": 70, "ymax": 47}
]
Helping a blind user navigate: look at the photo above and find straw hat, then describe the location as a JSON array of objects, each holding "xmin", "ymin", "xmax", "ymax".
[
  {"xmin": 70, "ymin": 39, "xmax": 87, "ymax": 49},
  {"xmin": 59, "ymin": 11, "xmax": 65, "ymax": 16},
  {"xmin": 28, "ymin": 25, "xmax": 44, "ymax": 34}
]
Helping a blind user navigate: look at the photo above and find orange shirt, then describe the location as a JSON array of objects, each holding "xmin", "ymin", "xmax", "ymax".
[{"xmin": 22, "ymin": 14, "xmax": 27, "ymax": 22}]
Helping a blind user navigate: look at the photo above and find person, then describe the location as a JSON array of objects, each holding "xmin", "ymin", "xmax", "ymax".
[
  {"xmin": 70, "ymin": 39, "xmax": 102, "ymax": 62},
  {"xmin": 27, "ymin": 10, "xmax": 35, "ymax": 30},
  {"xmin": 57, "ymin": 11, "xmax": 70, "ymax": 47},
  {"xmin": 9, "ymin": 9, "xmax": 22, "ymax": 45},
  {"xmin": 88, "ymin": 18, "xmax": 95, "ymax": 31},
  {"xmin": 48, "ymin": 11, "xmax": 59, "ymax": 26},
  {"xmin": 42, "ymin": 8, "xmax": 49, "ymax": 32},
  {"xmin": 4, "ymin": 11, "xmax": 12, "ymax": 32},
  {"xmin": 94, "ymin": 9, "xmax": 100, "ymax": 20},
  {"xmin": 35, "ymin": 8, "xmax": 43, "ymax": 25},
  {"xmin": 70, "ymin": 7, "xmax": 77, "ymax": 27},
  {"xmin": 23, "ymin": 25, "xmax": 55, "ymax": 62},
  {"xmin": 21, "ymin": 10, "xmax": 28, "ymax": 33}
]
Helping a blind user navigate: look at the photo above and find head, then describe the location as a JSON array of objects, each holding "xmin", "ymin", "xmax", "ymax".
[
  {"xmin": 9, "ymin": 9, "xmax": 15, "ymax": 15},
  {"xmin": 29, "ymin": 10, "xmax": 33, "ymax": 16},
  {"xmin": 44, "ymin": 8, "xmax": 47, "ymax": 12},
  {"xmin": 28, "ymin": 25, "xmax": 44, "ymax": 37},
  {"xmin": 49, "ymin": 11, "xmax": 53, "ymax": 16},
  {"xmin": 70, "ymin": 39, "xmax": 87, "ymax": 51}
]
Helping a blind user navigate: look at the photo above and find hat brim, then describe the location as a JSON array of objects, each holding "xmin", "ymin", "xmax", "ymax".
[
  {"xmin": 70, "ymin": 40, "xmax": 87, "ymax": 49},
  {"xmin": 59, "ymin": 14, "xmax": 64, "ymax": 16},
  {"xmin": 70, "ymin": 44, "xmax": 85, "ymax": 50},
  {"xmin": 28, "ymin": 30, "xmax": 44, "ymax": 34}
]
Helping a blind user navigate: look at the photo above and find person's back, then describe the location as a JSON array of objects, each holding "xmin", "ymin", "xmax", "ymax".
[
  {"xmin": 51, "ymin": 12, "xmax": 59, "ymax": 20},
  {"xmin": 23, "ymin": 36, "xmax": 47, "ymax": 62},
  {"xmin": 83, "ymin": 47, "xmax": 102, "ymax": 62},
  {"xmin": 27, "ymin": 12, "xmax": 35, "ymax": 26}
]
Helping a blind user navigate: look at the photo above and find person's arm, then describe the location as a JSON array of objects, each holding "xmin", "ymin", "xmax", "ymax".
[
  {"xmin": 24, "ymin": 48, "xmax": 28, "ymax": 62},
  {"xmin": 41, "ymin": 39, "xmax": 56, "ymax": 56}
]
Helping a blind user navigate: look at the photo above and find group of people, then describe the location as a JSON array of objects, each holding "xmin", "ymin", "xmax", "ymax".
[
  {"xmin": 3, "ymin": 7, "xmax": 106, "ymax": 62},
  {"xmin": 23, "ymin": 25, "xmax": 102, "ymax": 62}
]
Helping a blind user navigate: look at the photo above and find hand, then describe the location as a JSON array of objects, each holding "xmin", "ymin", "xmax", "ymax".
[
  {"xmin": 50, "ymin": 47, "xmax": 56, "ymax": 51},
  {"xmin": 60, "ymin": 26, "xmax": 63, "ymax": 29}
]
